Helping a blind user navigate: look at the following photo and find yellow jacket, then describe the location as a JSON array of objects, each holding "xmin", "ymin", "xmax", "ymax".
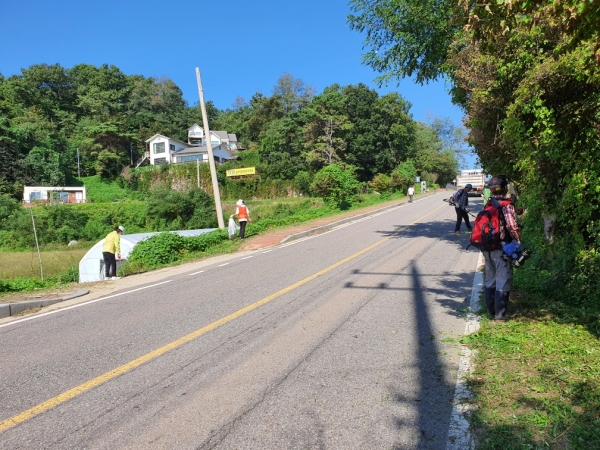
[{"xmin": 102, "ymin": 231, "xmax": 121, "ymax": 254}]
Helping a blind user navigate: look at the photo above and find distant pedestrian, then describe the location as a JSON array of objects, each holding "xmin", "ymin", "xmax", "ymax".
[
  {"xmin": 234, "ymin": 200, "xmax": 251, "ymax": 239},
  {"xmin": 407, "ymin": 185, "xmax": 415, "ymax": 203},
  {"xmin": 103, "ymin": 226, "xmax": 124, "ymax": 280},
  {"xmin": 483, "ymin": 183, "xmax": 492, "ymax": 205}
]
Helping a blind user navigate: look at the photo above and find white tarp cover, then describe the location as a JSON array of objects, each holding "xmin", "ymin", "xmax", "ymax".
[{"xmin": 79, "ymin": 229, "xmax": 217, "ymax": 283}]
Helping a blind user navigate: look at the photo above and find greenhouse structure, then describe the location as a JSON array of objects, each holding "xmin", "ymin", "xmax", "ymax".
[{"xmin": 79, "ymin": 229, "xmax": 217, "ymax": 283}]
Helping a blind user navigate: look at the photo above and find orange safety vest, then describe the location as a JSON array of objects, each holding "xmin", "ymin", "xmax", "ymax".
[{"xmin": 237, "ymin": 205, "xmax": 249, "ymax": 220}]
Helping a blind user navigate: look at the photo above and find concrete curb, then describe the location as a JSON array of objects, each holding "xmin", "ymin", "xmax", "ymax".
[
  {"xmin": 446, "ymin": 252, "xmax": 484, "ymax": 450},
  {"xmin": 0, "ymin": 289, "xmax": 90, "ymax": 318},
  {"xmin": 281, "ymin": 191, "xmax": 441, "ymax": 244}
]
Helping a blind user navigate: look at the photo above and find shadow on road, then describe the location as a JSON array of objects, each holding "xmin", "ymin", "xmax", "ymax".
[{"xmin": 345, "ymin": 214, "xmax": 476, "ymax": 447}]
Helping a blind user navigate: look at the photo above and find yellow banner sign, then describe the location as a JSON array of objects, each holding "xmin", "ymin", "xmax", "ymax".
[{"xmin": 226, "ymin": 167, "xmax": 256, "ymax": 177}]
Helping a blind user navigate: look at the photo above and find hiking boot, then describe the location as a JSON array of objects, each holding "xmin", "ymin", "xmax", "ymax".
[
  {"xmin": 494, "ymin": 291, "xmax": 510, "ymax": 320},
  {"xmin": 110, "ymin": 276, "xmax": 121, "ymax": 280},
  {"xmin": 484, "ymin": 287, "xmax": 496, "ymax": 317}
]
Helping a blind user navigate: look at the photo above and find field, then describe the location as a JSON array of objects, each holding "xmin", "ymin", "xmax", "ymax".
[{"xmin": 0, "ymin": 246, "xmax": 90, "ymax": 281}]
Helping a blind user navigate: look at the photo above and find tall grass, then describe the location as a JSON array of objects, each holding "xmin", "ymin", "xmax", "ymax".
[{"xmin": 1, "ymin": 248, "xmax": 89, "ymax": 279}]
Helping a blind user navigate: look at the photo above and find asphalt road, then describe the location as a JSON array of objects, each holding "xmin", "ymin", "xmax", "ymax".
[{"xmin": 0, "ymin": 192, "xmax": 481, "ymax": 449}]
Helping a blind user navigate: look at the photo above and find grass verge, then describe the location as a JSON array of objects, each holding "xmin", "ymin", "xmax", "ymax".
[{"xmin": 464, "ymin": 290, "xmax": 600, "ymax": 449}]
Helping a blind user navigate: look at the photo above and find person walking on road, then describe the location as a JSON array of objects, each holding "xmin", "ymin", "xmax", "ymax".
[
  {"xmin": 407, "ymin": 185, "xmax": 415, "ymax": 203},
  {"xmin": 234, "ymin": 200, "xmax": 251, "ymax": 239},
  {"xmin": 103, "ymin": 226, "xmax": 124, "ymax": 280},
  {"xmin": 453, "ymin": 184, "xmax": 473, "ymax": 233},
  {"xmin": 483, "ymin": 176, "xmax": 521, "ymax": 321}
]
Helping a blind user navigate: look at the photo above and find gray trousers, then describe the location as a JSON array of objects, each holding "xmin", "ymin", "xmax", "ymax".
[{"xmin": 484, "ymin": 249, "xmax": 513, "ymax": 292}]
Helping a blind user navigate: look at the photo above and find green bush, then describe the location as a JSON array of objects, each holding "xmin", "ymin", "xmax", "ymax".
[
  {"xmin": 294, "ymin": 171, "xmax": 313, "ymax": 196},
  {"xmin": 146, "ymin": 185, "xmax": 217, "ymax": 231},
  {"xmin": 127, "ymin": 230, "xmax": 229, "ymax": 270},
  {"xmin": 128, "ymin": 233, "xmax": 187, "ymax": 268},
  {"xmin": 391, "ymin": 160, "xmax": 418, "ymax": 193},
  {"xmin": 183, "ymin": 229, "xmax": 229, "ymax": 252},
  {"xmin": 0, "ymin": 194, "xmax": 21, "ymax": 226},
  {"xmin": 311, "ymin": 164, "xmax": 361, "ymax": 209},
  {"xmin": 369, "ymin": 173, "xmax": 392, "ymax": 198}
]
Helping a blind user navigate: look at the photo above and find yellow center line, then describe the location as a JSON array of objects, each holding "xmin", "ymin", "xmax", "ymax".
[{"xmin": 0, "ymin": 203, "xmax": 445, "ymax": 433}]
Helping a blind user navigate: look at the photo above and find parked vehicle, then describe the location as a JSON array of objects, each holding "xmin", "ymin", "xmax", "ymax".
[{"xmin": 456, "ymin": 169, "xmax": 486, "ymax": 196}]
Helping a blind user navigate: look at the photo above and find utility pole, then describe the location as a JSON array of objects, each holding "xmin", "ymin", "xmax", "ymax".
[
  {"xmin": 30, "ymin": 207, "xmax": 44, "ymax": 281},
  {"xmin": 130, "ymin": 143, "xmax": 134, "ymax": 167},
  {"xmin": 77, "ymin": 148, "xmax": 81, "ymax": 178},
  {"xmin": 197, "ymin": 159, "xmax": 200, "ymax": 188},
  {"xmin": 195, "ymin": 67, "xmax": 225, "ymax": 229}
]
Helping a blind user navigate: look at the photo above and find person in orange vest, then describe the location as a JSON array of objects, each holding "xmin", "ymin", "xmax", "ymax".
[{"xmin": 234, "ymin": 199, "xmax": 251, "ymax": 239}]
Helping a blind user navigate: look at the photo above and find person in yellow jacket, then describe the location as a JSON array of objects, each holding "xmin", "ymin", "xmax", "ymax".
[{"xmin": 102, "ymin": 226, "xmax": 124, "ymax": 280}]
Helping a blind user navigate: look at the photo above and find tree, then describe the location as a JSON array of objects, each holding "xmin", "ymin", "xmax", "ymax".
[
  {"xmin": 246, "ymin": 93, "xmax": 284, "ymax": 143},
  {"xmin": 23, "ymin": 146, "xmax": 66, "ymax": 185},
  {"xmin": 372, "ymin": 92, "xmax": 416, "ymax": 174},
  {"xmin": 272, "ymin": 72, "xmax": 315, "ymax": 115},
  {"xmin": 340, "ymin": 83, "xmax": 381, "ymax": 178},
  {"xmin": 347, "ymin": 0, "xmax": 459, "ymax": 85},
  {"xmin": 302, "ymin": 87, "xmax": 353, "ymax": 166},
  {"xmin": 425, "ymin": 114, "xmax": 469, "ymax": 170}
]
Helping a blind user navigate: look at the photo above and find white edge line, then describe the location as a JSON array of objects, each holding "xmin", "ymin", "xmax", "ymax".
[
  {"xmin": 261, "ymin": 250, "xmax": 273, "ymax": 254},
  {"xmin": 445, "ymin": 252, "xmax": 483, "ymax": 450},
  {"xmin": 188, "ymin": 270, "xmax": 205, "ymax": 276},
  {"xmin": 0, "ymin": 280, "xmax": 174, "ymax": 329},
  {"xmin": 241, "ymin": 256, "xmax": 253, "ymax": 260},
  {"xmin": 218, "ymin": 263, "xmax": 229, "ymax": 267}
]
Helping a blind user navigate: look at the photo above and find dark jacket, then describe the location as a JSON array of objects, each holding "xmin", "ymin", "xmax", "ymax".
[{"xmin": 454, "ymin": 189, "xmax": 469, "ymax": 210}]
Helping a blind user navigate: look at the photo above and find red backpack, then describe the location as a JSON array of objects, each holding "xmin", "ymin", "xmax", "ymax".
[{"xmin": 469, "ymin": 198, "xmax": 513, "ymax": 251}]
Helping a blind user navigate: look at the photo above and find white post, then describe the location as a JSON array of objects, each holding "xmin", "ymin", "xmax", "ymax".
[
  {"xmin": 195, "ymin": 67, "xmax": 225, "ymax": 229},
  {"xmin": 30, "ymin": 207, "xmax": 44, "ymax": 281}
]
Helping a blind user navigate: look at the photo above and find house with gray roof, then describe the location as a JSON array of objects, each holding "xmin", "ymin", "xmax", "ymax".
[{"xmin": 138, "ymin": 124, "xmax": 240, "ymax": 167}]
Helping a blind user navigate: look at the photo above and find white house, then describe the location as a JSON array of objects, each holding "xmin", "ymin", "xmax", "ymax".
[
  {"xmin": 140, "ymin": 125, "xmax": 239, "ymax": 167},
  {"xmin": 23, "ymin": 186, "xmax": 87, "ymax": 205}
]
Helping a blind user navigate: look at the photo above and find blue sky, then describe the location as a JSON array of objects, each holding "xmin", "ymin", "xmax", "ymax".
[{"xmin": 0, "ymin": 0, "xmax": 477, "ymax": 167}]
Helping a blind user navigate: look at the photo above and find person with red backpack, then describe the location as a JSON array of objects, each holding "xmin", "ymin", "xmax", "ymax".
[{"xmin": 476, "ymin": 176, "xmax": 521, "ymax": 321}]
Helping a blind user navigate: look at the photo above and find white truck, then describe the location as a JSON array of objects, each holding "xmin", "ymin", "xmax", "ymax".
[{"xmin": 456, "ymin": 169, "xmax": 486, "ymax": 196}]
